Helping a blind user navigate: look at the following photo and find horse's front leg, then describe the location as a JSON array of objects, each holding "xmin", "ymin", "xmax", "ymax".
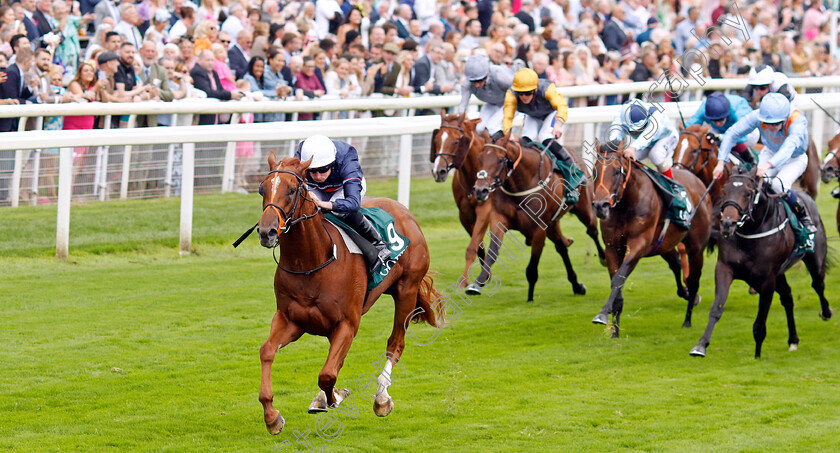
[
  {"xmin": 525, "ymin": 230, "xmax": 547, "ymax": 303},
  {"xmin": 259, "ymin": 310, "xmax": 303, "ymax": 434},
  {"xmin": 573, "ymin": 186, "xmax": 607, "ymax": 266},
  {"xmin": 465, "ymin": 215, "xmax": 510, "ymax": 295},
  {"xmin": 461, "ymin": 200, "xmax": 492, "ymax": 288},
  {"xmin": 690, "ymin": 261, "xmax": 734, "ymax": 357},
  {"xmin": 318, "ymin": 321, "xmax": 357, "ymax": 409},
  {"xmin": 594, "ymin": 237, "xmax": 646, "ymax": 338}
]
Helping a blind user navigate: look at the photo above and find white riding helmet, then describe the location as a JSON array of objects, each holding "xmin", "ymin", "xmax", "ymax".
[
  {"xmin": 748, "ymin": 65, "xmax": 774, "ymax": 86},
  {"xmin": 300, "ymin": 134, "xmax": 337, "ymax": 168}
]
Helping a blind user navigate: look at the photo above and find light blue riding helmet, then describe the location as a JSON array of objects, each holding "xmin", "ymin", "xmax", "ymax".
[{"xmin": 757, "ymin": 92, "xmax": 790, "ymax": 124}]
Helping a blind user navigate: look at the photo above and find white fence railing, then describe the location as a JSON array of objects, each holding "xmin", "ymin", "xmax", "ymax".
[{"xmin": 3, "ymin": 78, "xmax": 840, "ymax": 260}]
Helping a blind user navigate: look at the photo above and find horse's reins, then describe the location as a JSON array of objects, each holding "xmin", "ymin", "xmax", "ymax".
[
  {"xmin": 434, "ymin": 124, "xmax": 476, "ymax": 197},
  {"xmin": 476, "ymin": 140, "xmax": 524, "ymax": 194},
  {"xmin": 822, "ymin": 148, "xmax": 840, "ymax": 180},
  {"xmin": 233, "ymin": 169, "xmax": 338, "ymax": 275},
  {"xmin": 674, "ymin": 130, "xmax": 714, "ymax": 172}
]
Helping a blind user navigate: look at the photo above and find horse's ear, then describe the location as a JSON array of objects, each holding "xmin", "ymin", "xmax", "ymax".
[
  {"xmin": 268, "ymin": 151, "xmax": 278, "ymax": 169},
  {"xmin": 430, "ymin": 129, "xmax": 440, "ymax": 162},
  {"xmin": 453, "ymin": 133, "xmax": 472, "ymax": 168},
  {"xmin": 467, "ymin": 118, "xmax": 481, "ymax": 128},
  {"xmin": 440, "ymin": 108, "xmax": 447, "ymax": 118},
  {"xmin": 300, "ymin": 155, "xmax": 313, "ymax": 172},
  {"xmin": 458, "ymin": 111, "xmax": 466, "ymax": 123}
]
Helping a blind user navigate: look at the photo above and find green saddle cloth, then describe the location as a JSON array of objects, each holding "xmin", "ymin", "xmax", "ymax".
[
  {"xmin": 526, "ymin": 140, "xmax": 585, "ymax": 205},
  {"xmin": 636, "ymin": 164, "xmax": 693, "ymax": 230},
  {"xmin": 779, "ymin": 200, "xmax": 816, "ymax": 257},
  {"xmin": 735, "ymin": 148, "xmax": 760, "ymax": 170},
  {"xmin": 324, "ymin": 207, "xmax": 410, "ymax": 290}
]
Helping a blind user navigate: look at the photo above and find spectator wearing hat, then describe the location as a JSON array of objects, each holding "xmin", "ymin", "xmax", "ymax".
[
  {"xmin": 371, "ymin": 41, "xmax": 400, "ymax": 95},
  {"xmin": 636, "ymin": 17, "xmax": 659, "ymax": 45},
  {"xmin": 94, "ymin": 50, "xmax": 132, "ymax": 102}
]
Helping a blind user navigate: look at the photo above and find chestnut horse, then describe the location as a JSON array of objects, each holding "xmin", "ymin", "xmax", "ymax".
[
  {"xmin": 254, "ymin": 154, "xmax": 441, "ymax": 434},
  {"xmin": 690, "ymin": 166, "xmax": 832, "ymax": 358},
  {"xmin": 591, "ymin": 141, "xmax": 713, "ymax": 337},
  {"xmin": 430, "ymin": 112, "xmax": 492, "ymax": 287},
  {"xmin": 469, "ymin": 131, "xmax": 605, "ymax": 301},
  {"xmin": 820, "ymin": 132, "xmax": 840, "ymax": 237}
]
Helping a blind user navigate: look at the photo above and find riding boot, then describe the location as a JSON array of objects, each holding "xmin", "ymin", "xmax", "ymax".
[
  {"xmin": 542, "ymin": 138, "xmax": 575, "ymax": 173},
  {"xmin": 345, "ymin": 210, "xmax": 392, "ymax": 273},
  {"xmin": 784, "ymin": 191, "xmax": 817, "ymax": 234},
  {"xmin": 732, "ymin": 143, "xmax": 755, "ymax": 166}
]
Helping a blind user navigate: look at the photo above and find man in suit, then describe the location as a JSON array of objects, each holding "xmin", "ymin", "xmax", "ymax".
[
  {"xmin": 392, "ymin": 5, "xmax": 412, "ymax": 40},
  {"xmin": 191, "ymin": 50, "xmax": 244, "ymax": 125},
  {"xmin": 137, "ymin": 41, "xmax": 173, "ymax": 123},
  {"xmin": 228, "ymin": 30, "xmax": 252, "ymax": 80},
  {"xmin": 0, "ymin": 47, "xmax": 34, "ymax": 203},
  {"xmin": 20, "ymin": 0, "xmax": 41, "ymax": 41},
  {"xmin": 32, "ymin": 0, "xmax": 55, "ymax": 39},
  {"xmin": 372, "ymin": 42, "xmax": 400, "ymax": 96},
  {"xmin": 410, "ymin": 43, "xmax": 454, "ymax": 95}
]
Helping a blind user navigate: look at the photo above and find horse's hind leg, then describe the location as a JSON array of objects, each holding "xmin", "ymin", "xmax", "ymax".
[
  {"xmin": 803, "ymin": 251, "xmax": 833, "ymax": 321},
  {"xmin": 548, "ymin": 223, "xmax": 586, "ymax": 295},
  {"xmin": 259, "ymin": 311, "xmax": 303, "ymax": 434},
  {"xmin": 661, "ymin": 249, "xmax": 689, "ymax": 301},
  {"xmin": 776, "ymin": 274, "xmax": 799, "ymax": 350}
]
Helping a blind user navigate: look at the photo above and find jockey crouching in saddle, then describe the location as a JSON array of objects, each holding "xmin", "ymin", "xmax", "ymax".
[
  {"xmin": 294, "ymin": 134, "xmax": 392, "ymax": 273},
  {"xmin": 686, "ymin": 92, "xmax": 759, "ymax": 166},
  {"xmin": 457, "ymin": 54, "xmax": 514, "ymax": 135},
  {"xmin": 745, "ymin": 65, "xmax": 798, "ymax": 112},
  {"xmin": 608, "ymin": 99, "xmax": 692, "ymax": 229},
  {"xmin": 712, "ymin": 93, "xmax": 817, "ymax": 252},
  {"xmin": 498, "ymin": 68, "xmax": 582, "ymax": 201}
]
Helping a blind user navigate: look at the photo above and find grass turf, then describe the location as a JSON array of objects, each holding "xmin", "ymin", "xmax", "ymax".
[{"xmin": 1, "ymin": 177, "xmax": 840, "ymax": 452}]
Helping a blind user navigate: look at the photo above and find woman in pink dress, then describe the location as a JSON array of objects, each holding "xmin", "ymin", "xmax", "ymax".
[
  {"xmin": 211, "ymin": 43, "xmax": 237, "ymax": 91},
  {"xmin": 64, "ymin": 61, "xmax": 98, "ymax": 178}
]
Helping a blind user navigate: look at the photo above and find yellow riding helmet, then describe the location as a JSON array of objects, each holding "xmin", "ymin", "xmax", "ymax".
[{"xmin": 512, "ymin": 68, "xmax": 539, "ymax": 92}]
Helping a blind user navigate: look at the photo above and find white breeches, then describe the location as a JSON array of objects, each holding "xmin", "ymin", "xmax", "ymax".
[
  {"xmin": 521, "ymin": 113, "xmax": 556, "ymax": 143},
  {"xmin": 477, "ymin": 103, "xmax": 504, "ymax": 135},
  {"xmin": 759, "ymin": 150, "xmax": 807, "ymax": 194},
  {"xmin": 637, "ymin": 131, "xmax": 678, "ymax": 171}
]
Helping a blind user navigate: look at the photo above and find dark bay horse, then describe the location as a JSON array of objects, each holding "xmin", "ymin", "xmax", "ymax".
[
  {"xmin": 430, "ymin": 112, "xmax": 492, "ymax": 287},
  {"xmin": 690, "ymin": 166, "xmax": 832, "ymax": 358},
  {"xmin": 591, "ymin": 141, "xmax": 713, "ymax": 337},
  {"xmin": 820, "ymin": 132, "xmax": 840, "ymax": 237},
  {"xmin": 469, "ymin": 131, "xmax": 605, "ymax": 301},
  {"xmin": 254, "ymin": 154, "xmax": 441, "ymax": 434}
]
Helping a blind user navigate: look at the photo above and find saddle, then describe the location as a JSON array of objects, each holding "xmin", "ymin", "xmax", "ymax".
[
  {"xmin": 635, "ymin": 164, "xmax": 692, "ymax": 230},
  {"xmin": 324, "ymin": 207, "xmax": 410, "ymax": 290},
  {"xmin": 778, "ymin": 195, "xmax": 815, "ymax": 258},
  {"xmin": 524, "ymin": 140, "xmax": 585, "ymax": 205}
]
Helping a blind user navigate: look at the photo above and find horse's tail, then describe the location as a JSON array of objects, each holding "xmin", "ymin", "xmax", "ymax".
[
  {"xmin": 706, "ymin": 230, "xmax": 718, "ymax": 255},
  {"xmin": 414, "ymin": 271, "xmax": 442, "ymax": 328}
]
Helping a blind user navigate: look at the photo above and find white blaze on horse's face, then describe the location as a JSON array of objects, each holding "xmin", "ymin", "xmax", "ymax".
[
  {"xmin": 271, "ymin": 173, "xmax": 281, "ymax": 199},
  {"xmin": 676, "ymin": 138, "xmax": 689, "ymax": 166},
  {"xmin": 433, "ymin": 130, "xmax": 450, "ymax": 175}
]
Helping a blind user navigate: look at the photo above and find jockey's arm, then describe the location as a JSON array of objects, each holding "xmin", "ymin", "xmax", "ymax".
[
  {"xmin": 457, "ymin": 79, "xmax": 472, "ymax": 114},
  {"xmin": 718, "ymin": 111, "xmax": 759, "ymax": 163},
  {"xmin": 769, "ymin": 117, "xmax": 808, "ymax": 168},
  {"xmin": 502, "ymin": 90, "xmax": 517, "ymax": 134},
  {"xmin": 544, "ymin": 84, "xmax": 568, "ymax": 126}
]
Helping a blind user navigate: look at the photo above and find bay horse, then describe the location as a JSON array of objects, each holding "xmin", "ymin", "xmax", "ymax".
[
  {"xmin": 469, "ymin": 130, "xmax": 605, "ymax": 301},
  {"xmin": 590, "ymin": 141, "xmax": 713, "ymax": 338},
  {"xmin": 690, "ymin": 166, "xmax": 832, "ymax": 358},
  {"xmin": 820, "ymin": 132, "xmax": 840, "ymax": 237},
  {"xmin": 430, "ymin": 112, "xmax": 492, "ymax": 287},
  {"xmin": 675, "ymin": 124, "xmax": 819, "ymax": 199},
  {"xmin": 254, "ymin": 154, "xmax": 441, "ymax": 434}
]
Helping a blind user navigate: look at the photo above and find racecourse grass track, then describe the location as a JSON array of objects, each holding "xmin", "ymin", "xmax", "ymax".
[{"xmin": 2, "ymin": 178, "xmax": 840, "ymax": 453}]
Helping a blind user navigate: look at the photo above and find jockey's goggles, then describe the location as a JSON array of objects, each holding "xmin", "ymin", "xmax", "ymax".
[
  {"xmin": 761, "ymin": 120, "xmax": 784, "ymax": 127},
  {"xmin": 518, "ymin": 89, "xmax": 536, "ymax": 96},
  {"xmin": 308, "ymin": 164, "xmax": 333, "ymax": 174},
  {"xmin": 753, "ymin": 84, "xmax": 770, "ymax": 91}
]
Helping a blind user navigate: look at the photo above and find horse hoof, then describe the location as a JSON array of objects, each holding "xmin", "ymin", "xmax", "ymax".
[
  {"xmin": 573, "ymin": 283, "xmax": 587, "ymax": 295},
  {"xmin": 266, "ymin": 412, "xmax": 285, "ymax": 435},
  {"xmin": 677, "ymin": 287, "xmax": 689, "ymax": 299},
  {"xmin": 689, "ymin": 345, "xmax": 706, "ymax": 357},
  {"xmin": 682, "ymin": 321, "xmax": 692, "ymax": 329},
  {"xmin": 748, "ymin": 287, "xmax": 758, "ymax": 295},
  {"xmin": 373, "ymin": 397, "xmax": 393, "ymax": 417},
  {"xmin": 465, "ymin": 283, "xmax": 482, "ymax": 295},
  {"xmin": 610, "ymin": 328, "xmax": 619, "ymax": 339},
  {"xmin": 565, "ymin": 237, "xmax": 575, "ymax": 247},
  {"xmin": 820, "ymin": 308, "xmax": 833, "ymax": 321},
  {"xmin": 308, "ymin": 390, "xmax": 328, "ymax": 413},
  {"xmin": 592, "ymin": 313, "xmax": 608, "ymax": 325},
  {"xmin": 330, "ymin": 389, "xmax": 351, "ymax": 408},
  {"xmin": 693, "ymin": 294, "xmax": 702, "ymax": 307},
  {"xmin": 789, "ymin": 343, "xmax": 799, "ymax": 352}
]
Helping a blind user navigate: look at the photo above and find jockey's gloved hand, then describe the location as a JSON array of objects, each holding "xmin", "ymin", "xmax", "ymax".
[
  {"xmin": 705, "ymin": 132, "xmax": 720, "ymax": 146},
  {"xmin": 491, "ymin": 130, "xmax": 505, "ymax": 142}
]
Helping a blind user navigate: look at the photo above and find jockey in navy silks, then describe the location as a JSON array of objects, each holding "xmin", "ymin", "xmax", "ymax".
[{"xmin": 294, "ymin": 134, "xmax": 391, "ymax": 272}]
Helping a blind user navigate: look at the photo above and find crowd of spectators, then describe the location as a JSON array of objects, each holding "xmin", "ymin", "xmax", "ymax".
[{"xmin": 0, "ymin": 0, "xmax": 839, "ymax": 200}]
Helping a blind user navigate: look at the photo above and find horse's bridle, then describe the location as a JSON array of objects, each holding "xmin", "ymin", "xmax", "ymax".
[
  {"xmin": 475, "ymin": 141, "xmax": 523, "ymax": 193},
  {"xmin": 720, "ymin": 173, "xmax": 763, "ymax": 228},
  {"xmin": 433, "ymin": 124, "xmax": 472, "ymax": 173},
  {"xmin": 674, "ymin": 130, "xmax": 715, "ymax": 172},
  {"xmin": 822, "ymin": 148, "xmax": 840, "ymax": 180},
  {"xmin": 595, "ymin": 152, "xmax": 632, "ymax": 208}
]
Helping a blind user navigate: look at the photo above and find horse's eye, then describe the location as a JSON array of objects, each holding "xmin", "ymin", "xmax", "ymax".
[{"xmin": 287, "ymin": 187, "xmax": 296, "ymax": 196}]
